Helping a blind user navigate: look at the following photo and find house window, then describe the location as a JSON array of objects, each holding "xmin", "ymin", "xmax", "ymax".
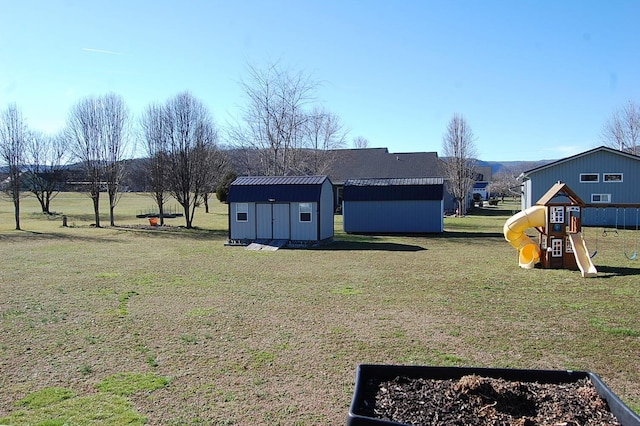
[
  {"xmin": 580, "ymin": 173, "xmax": 599, "ymax": 183},
  {"xmin": 236, "ymin": 203, "xmax": 248, "ymax": 222},
  {"xmin": 603, "ymin": 173, "xmax": 623, "ymax": 182},
  {"xmin": 299, "ymin": 203, "xmax": 312, "ymax": 222},
  {"xmin": 591, "ymin": 194, "xmax": 611, "ymax": 203}
]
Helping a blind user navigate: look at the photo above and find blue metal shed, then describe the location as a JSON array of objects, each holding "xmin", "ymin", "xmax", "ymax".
[
  {"xmin": 227, "ymin": 176, "xmax": 334, "ymax": 245},
  {"xmin": 342, "ymin": 178, "xmax": 444, "ymax": 233}
]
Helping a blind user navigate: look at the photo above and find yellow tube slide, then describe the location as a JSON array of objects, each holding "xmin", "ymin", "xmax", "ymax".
[{"xmin": 503, "ymin": 205, "xmax": 546, "ymax": 269}]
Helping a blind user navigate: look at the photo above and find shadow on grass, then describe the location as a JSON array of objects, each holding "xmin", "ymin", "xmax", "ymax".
[
  {"xmin": 316, "ymin": 240, "xmax": 426, "ymax": 252},
  {"xmin": 0, "ymin": 230, "xmax": 123, "ymax": 244},
  {"xmin": 440, "ymin": 231, "xmax": 505, "ymax": 239},
  {"xmin": 0, "ymin": 226, "xmax": 229, "ymax": 243},
  {"xmin": 466, "ymin": 206, "xmax": 516, "ymax": 217},
  {"xmin": 115, "ymin": 226, "xmax": 229, "ymax": 240},
  {"xmin": 594, "ymin": 265, "xmax": 640, "ymax": 277}
]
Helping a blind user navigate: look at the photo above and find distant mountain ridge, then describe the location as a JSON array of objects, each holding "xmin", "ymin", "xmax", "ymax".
[
  {"xmin": 477, "ymin": 159, "xmax": 556, "ymax": 175},
  {"xmin": 1, "ymin": 158, "xmax": 556, "ymax": 178}
]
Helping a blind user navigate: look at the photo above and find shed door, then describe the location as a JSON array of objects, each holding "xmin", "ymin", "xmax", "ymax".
[
  {"xmin": 272, "ymin": 204, "xmax": 290, "ymax": 240},
  {"xmin": 256, "ymin": 203, "xmax": 290, "ymax": 240}
]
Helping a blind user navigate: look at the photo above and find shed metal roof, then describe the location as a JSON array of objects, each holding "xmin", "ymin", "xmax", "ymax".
[
  {"xmin": 231, "ymin": 175, "xmax": 328, "ymax": 186},
  {"xmin": 343, "ymin": 177, "xmax": 443, "ymax": 201},
  {"xmin": 227, "ymin": 175, "xmax": 331, "ymax": 203},
  {"xmin": 345, "ymin": 177, "xmax": 444, "ymax": 187}
]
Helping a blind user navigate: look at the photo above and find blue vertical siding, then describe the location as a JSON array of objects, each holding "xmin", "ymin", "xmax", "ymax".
[
  {"xmin": 524, "ymin": 148, "xmax": 640, "ymax": 226},
  {"xmin": 230, "ymin": 202, "xmax": 256, "ymax": 240},
  {"xmin": 319, "ymin": 180, "xmax": 335, "ymax": 239},
  {"xmin": 343, "ymin": 200, "xmax": 443, "ymax": 233},
  {"xmin": 290, "ymin": 202, "xmax": 317, "ymax": 241}
]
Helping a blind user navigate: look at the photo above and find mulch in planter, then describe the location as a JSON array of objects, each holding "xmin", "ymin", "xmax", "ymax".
[
  {"xmin": 348, "ymin": 365, "xmax": 640, "ymax": 426},
  {"xmin": 370, "ymin": 374, "xmax": 620, "ymax": 425}
]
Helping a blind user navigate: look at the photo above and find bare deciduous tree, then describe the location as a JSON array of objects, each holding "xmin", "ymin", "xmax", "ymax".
[
  {"xmin": 164, "ymin": 92, "xmax": 219, "ymax": 228},
  {"xmin": 24, "ymin": 131, "xmax": 67, "ymax": 214},
  {"xmin": 300, "ymin": 107, "xmax": 347, "ymax": 175},
  {"xmin": 0, "ymin": 103, "xmax": 27, "ymax": 230},
  {"xmin": 66, "ymin": 93, "xmax": 130, "ymax": 227},
  {"xmin": 601, "ymin": 100, "xmax": 640, "ymax": 155},
  {"xmin": 441, "ymin": 113, "xmax": 478, "ymax": 216},
  {"xmin": 102, "ymin": 94, "xmax": 130, "ymax": 226},
  {"xmin": 140, "ymin": 103, "xmax": 170, "ymax": 225},
  {"xmin": 232, "ymin": 62, "xmax": 317, "ymax": 176},
  {"xmin": 352, "ymin": 136, "xmax": 370, "ymax": 149},
  {"xmin": 487, "ymin": 167, "xmax": 521, "ymax": 202},
  {"xmin": 200, "ymin": 148, "xmax": 231, "ymax": 214}
]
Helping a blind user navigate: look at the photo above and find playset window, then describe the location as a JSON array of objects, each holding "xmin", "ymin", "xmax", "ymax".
[
  {"xmin": 236, "ymin": 203, "xmax": 248, "ymax": 222},
  {"xmin": 580, "ymin": 173, "xmax": 599, "ymax": 183},
  {"xmin": 551, "ymin": 239, "xmax": 563, "ymax": 257},
  {"xmin": 566, "ymin": 236, "xmax": 573, "ymax": 253},
  {"xmin": 550, "ymin": 206, "xmax": 564, "ymax": 223},
  {"xmin": 603, "ymin": 173, "xmax": 623, "ymax": 182}
]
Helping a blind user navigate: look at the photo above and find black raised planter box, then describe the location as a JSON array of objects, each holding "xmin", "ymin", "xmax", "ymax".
[{"xmin": 347, "ymin": 364, "xmax": 640, "ymax": 426}]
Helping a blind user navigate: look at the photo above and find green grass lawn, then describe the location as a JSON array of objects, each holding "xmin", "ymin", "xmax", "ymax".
[{"xmin": 1, "ymin": 193, "xmax": 638, "ymax": 425}]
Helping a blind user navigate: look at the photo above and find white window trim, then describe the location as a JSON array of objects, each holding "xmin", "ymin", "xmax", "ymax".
[
  {"xmin": 580, "ymin": 173, "xmax": 599, "ymax": 183},
  {"xmin": 591, "ymin": 194, "xmax": 611, "ymax": 204},
  {"xmin": 603, "ymin": 172, "xmax": 623, "ymax": 183},
  {"xmin": 236, "ymin": 203, "xmax": 248, "ymax": 222},
  {"xmin": 299, "ymin": 203, "xmax": 312, "ymax": 223},
  {"xmin": 566, "ymin": 236, "xmax": 574, "ymax": 253},
  {"xmin": 551, "ymin": 239, "xmax": 563, "ymax": 257}
]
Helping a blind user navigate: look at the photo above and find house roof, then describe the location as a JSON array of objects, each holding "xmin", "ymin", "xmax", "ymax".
[
  {"xmin": 536, "ymin": 181, "xmax": 585, "ymax": 206},
  {"xmin": 343, "ymin": 177, "xmax": 444, "ymax": 202},
  {"xmin": 345, "ymin": 177, "xmax": 444, "ymax": 186},
  {"xmin": 227, "ymin": 175, "xmax": 330, "ymax": 203},
  {"xmin": 521, "ymin": 146, "xmax": 640, "ymax": 178},
  {"xmin": 327, "ymin": 148, "xmax": 443, "ymax": 184},
  {"xmin": 230, "ymin": 175, "xmax": 328, "ymax": 186}
]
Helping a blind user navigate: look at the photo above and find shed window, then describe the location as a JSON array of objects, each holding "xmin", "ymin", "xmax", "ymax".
[
  {"xmin": 603, "ymin": 173, "xmax": 623, "ymax": 182},
  {"xmin": 580, "ymin": 173, "xmax": 599, "ymax": 183},
  {"xmin": 299, "ymin": 203, "xmax": 312, "ymax": 222},
  {"xmin": 591, "ymin": 194, "xmax": 611, "ymax": 203},
  {"xmin": 236, "ymin": 203, "xmax": 248, "ymax": 222}
]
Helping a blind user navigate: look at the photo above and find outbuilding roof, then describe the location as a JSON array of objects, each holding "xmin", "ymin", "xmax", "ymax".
[
  {"xmin": 521, "ymin": 146, "xmax": 640, "ymax": 178},
  {"xmin": 343, "ymin": 177, "xmax": 444, "ymax": 201},
  {"xmin": 327, "ymin": 148, "xmax": 443, "ymax": 184},
  {"xmin": 345, "ymin": 177, "xmax": 443, "ymax": 186},
  {"xmin": 227, "ymin": 175, "xmax": 330, "ymax": 203}
]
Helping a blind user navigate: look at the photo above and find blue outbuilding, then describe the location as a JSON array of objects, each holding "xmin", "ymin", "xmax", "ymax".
[
  {"xmin": 227, "ymin": 175, "xmax": 334, "ymax": 246},
  {"xmin": 342, "ymin": 177, "xmax": 444, "ymax": 233}
]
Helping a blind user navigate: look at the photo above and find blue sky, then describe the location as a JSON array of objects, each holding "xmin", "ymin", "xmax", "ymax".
[{"xmin": 1, "ymin": 1, "xmax": 639, "ymax": 161}]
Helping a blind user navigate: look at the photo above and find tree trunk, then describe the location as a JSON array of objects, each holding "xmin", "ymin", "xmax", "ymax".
[
  {"xmin": 179, "ymin": 199, "xmax": 192, "ymax": 229},
  {"xmin": 158, "ymin": 203, "xmax": 165, "ymax": 226},
  {"xmin": 92, "ymin": 193, "xmax": 101, "ymax": 227},
  {"xmin": 14, "ymin": 198, "xmax": 21, "ymax": 231},
  {"xmin": 109, "ymin": 191, "xmax": 116, "ymax": 226},
  {"xmin": 110, "ymin": 204, "xmax": 115, "ymax": 226},
  {"xmin": 44, "ymin": 193, "xmax": 51, "ymax": 215},
  {"xmin": 203, "ymin": 193, "xmax": 210, "ymax": 213}
]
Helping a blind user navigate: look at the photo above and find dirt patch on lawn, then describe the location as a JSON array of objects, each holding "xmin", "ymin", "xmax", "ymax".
[{"xmin": 368, "ymin": 375, "xmax": 621, "ymax": 425}]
